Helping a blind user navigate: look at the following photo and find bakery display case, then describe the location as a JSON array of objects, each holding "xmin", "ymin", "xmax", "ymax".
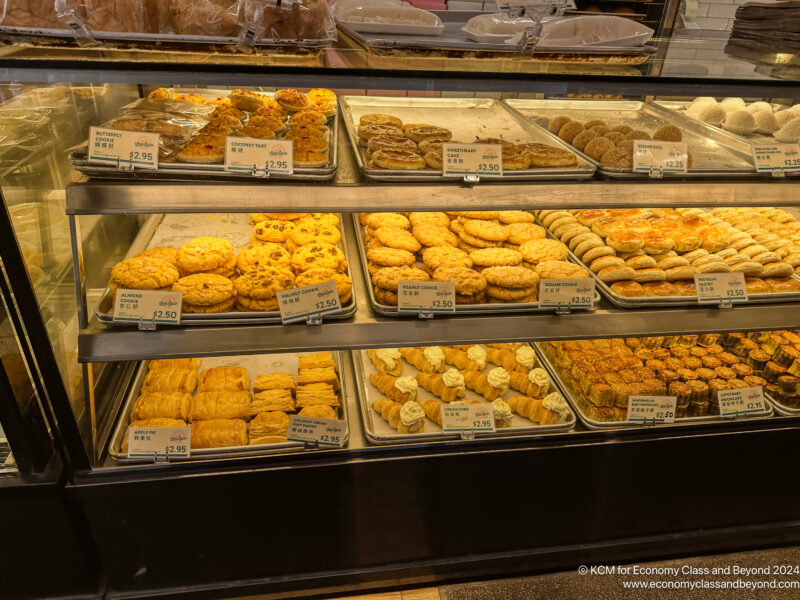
[{"xmin": 0, "ymin": 25, "xmax": 799, "ymax": 597}]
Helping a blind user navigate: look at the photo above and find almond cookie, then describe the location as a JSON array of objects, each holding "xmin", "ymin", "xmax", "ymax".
[
  {"xmin": 372, "ymin": 266, "xmax": 429, "ymax": 290},
  {"xmin": 291, "ymin": 243, "xmax": 347, "ymax": 274},
  {"xmin": 432, "ymin": 265, "xmax": 487, "ymax": 295},
  {"xmin": 486, "ymin": 285, "xmax": 538, "ymax": 301},
  {"xmin": 482, "ymin": 266, "xmax": 540, "ymax": 288},
  {"xmin": 295, "ymin": 213, "xmax": 340, "ymax": 229},
  {"xmin": 505, "ymin": 223, "xmax": 547, "ymax": 245},
  {"xmin": 409, "ymin": 212, "xmax": 449, "ymax": 228},
  {"xmin": 375, "ymin": 287, "xmax": 398, "ymax": 306},
  {"xmin": 184, "ymin": 297, "xmax": 236, "ymax": 314},
  {"xmin": 237, "ymin": 244, "xmax": 291, "ymax": 273},
  {"xmin": 234, "ymin": 267, "xmax": 295, "ymax": 300},
  {"xmin": 296, "ymin": 267, "xmax": 353, "ymax": 302},
  {"xmin": 137, "ymin": 247, "xmax": 178, "ymax": 266},
  {"xmin": 235, "ymin": 295, "xmax": 280, "ymax": 312},
  {"xmin": 519, "ymin": 239, "xmax": 569, "ymax": 264},
  {"xmin": 421, "ymin": 246, "xmax": 473, "ymax": 270},
  {"xmin": 109, "ymin": 256, "xmax": 179, "ymax": 292},
  {"xmin": 176, "ymin": 237, "xmax": 235, "ymax": 275},
  {"xmin": 535, "ymin": 260, "xmax": 589, "ymax": 279},
  {"xmin": 365, "ymin": 212, "xmax": 410, "ymax": 230},
  {"xmin": 469, "ymin": 248, "xmax": 523, "ymax": 267},
  {"xmin": 290, "ymin": 223, "xmax": 341, "ymax": 248},
  {"xmin": 458, "ymin": 231, "xmax": 501, "ymax": 249},
  {"xmin": 375, "ymin": 226, "xmax": 422, "ymax": 253},
  {"xmin": 413, "ymin": 224, "xmax": 458, "ymax": 248},
  {"xmin": 172, "ymin": 273, "xmax": 234, "ymax": 306},
  {"xmin": 254, "ymin": 220, "xmax": 295, "ymax": 243},
  {"xmin": 367, "ymin": 247, "xmax": 416, "ymax": 267},
  {"xmin": 498, "ymin": 211, "xmax": 535, "ymax": 224}
]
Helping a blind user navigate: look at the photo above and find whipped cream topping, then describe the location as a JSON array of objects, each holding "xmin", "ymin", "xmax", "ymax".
[
  {"xmin": 376, "ymin": 348, "xmax": 401, "ymax": 370},
  {"xmin": 423, "ymin": 346, "xmax": 445, "ymax": 369},
  {"xmin": 394, "ymin": 375, "xmax": 418, "ymax": 394},
  {"xmin": 442, "ymin": 368, "xmax": 465, "ymax": 392},
  {"xmin": 487, "ymin": 367, "xmax": 510, "ymax": 391},
  {"xmin": 400, "ymin": 401, "xmax": 425, "ymax": 426},
  {"xmin": 528, "ymin": 368, "xmax": 550, "ymax": 388},
  {"xmin": 467, "ymin": 345, "xmax": 487, "ymax": 369},
  {"xmin": 543, "ymin": 392, "xmax": 571, "ymax": 421},
  {"xmin": 515, "ymin": 345, "xmax": 536, "ymax": 369},
  {"xmin": 492, "ymin": 398, "xmax": 513, "ymax": 425}
]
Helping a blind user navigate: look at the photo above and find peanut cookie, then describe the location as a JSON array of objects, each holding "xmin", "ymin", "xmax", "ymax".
[
  {"xmin": 519, "ymin": 239, "xmax": 569, "ymax": 264},
  {"xmin": 375, "ymin": 226, "xmax": 422, "ymax": 253},
  {"xmin": 421, "ymin": 246, "xmax": 473, "ymax": 270},
  {"xmin": 457, "ymin": 239, "xmax": 483, "ymax": 254},
  {"xmin": 295, "ymin": 213, "xmax": 340, "ymax": 229},
  {"xmin": 486, "ymin": 285, "xmax": 538, "ymax": 301},
  {"xmin": 365, "ymin": 212, "xmax": 410, "ymax": 230},
  {"xmin": 109, "ymin": 256, "xmax": 179, "ymax": 291},
  {"xmin": 458, "ymin": 230, "xmax": 501, "ymax": 249},
  {"xmin": 184, "ymin": 297, "xmax": 236, "ymax": 313},
  {"xmin": 237, "ymin": 244, "xmax": 291, "ymax": 273},
  {"xmin": 432, "ymin": 265, "xmax": 487, "ymax": 295},
  {"xmin": 235, "ymin": 295, "xmax": 280, "ymax": 312},
  {"xmin": 289, "ymin": 223, "xmax": 341, "ymax": 247},
  {"xmin": 375, "ymin": 287, "xmax": 398, "ymax": 306},
  {"xmin": 367, "ymin": 247, "xmax": 416, "ymax": 267},
  {"xmin": 372, "ymin": 266, "xmax": 429, "ymax": 290},
  {"xmin": 456, "ymin": 292, "xmax": 486, "ymax": 305},
  {"xmin": 535, "ymin": 260, "xmax": 589, "ymax": 279},
  {"xmin": 409, "ymin": 212, "xmax": 449, "ymax": 228},
  {"xmin": 254, "ymin": 219, "xmax": 295, "ymax": 243},
  {"xmin": 497, "ymin": 211, "xmax": 535, "ymax": 224},
  {"xmin": 296, "ymin": 267, "xmax": 353, "ymax": 301},
  {"xmin": 137, "ymin": 247, "xmax": 178, "ymax": 265},
  {"xmin": 469, "ymin": 248, "xmax": 523, "ymax": 267},
  {"xmin": 172, "ymin": 273, "xmax": 234, "ymax": 306},
  {"xmin": 450, "ymin": 211, "xmax": 501, "ymax": 220},
  {"xmin": 234, "ymin": 267, "xmax": 295, "ymax": 300},
  {"xmin": 291, "ymin": 243, "xmax": 347, "ymax": 273},
  {"xmin": 482, "ymin": 266, "xmax": 540, "ymax": 288},
  {"xmin": 176, "ymin": 237, "xmax": 235, "ymax": 275},
  {"xmin": 504, "ymin": 223, "xmax": 547, "ymax": 245},
  {"xmin": 413, "ymin": 224, "xmax": 458, "ymax": 248}
]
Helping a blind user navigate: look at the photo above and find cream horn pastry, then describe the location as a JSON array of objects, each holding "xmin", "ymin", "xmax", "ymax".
[
  {"xmin": 486, "ymin": 345, "xmax": 536, "ymax": 372},
  {"xmin": 510, "ymin": 368, "xmax": 550, "ymax": 398},
  {"xmin": 492, "ymin": 398, "xmax": 514, "ymax": 428},
  {"xmin": 369, "ymin": 373, "xmax": 418, "ymax": 403},
  {"xmin": 371, "ymin": 398, "xmax": 425, "ymax": 433},
  {"xmin": 442, "ymin": 345, "xmax": 486, "ymax": 371},
  {"xmin": 462, "ymin": 367, "xmax": 510, "ymax": 401},
  {"xmin": 416, "ymin": 368, "xmax": 465, "ymax": 403},
  {"xmin": 368, "ymin": 348, "xmax": 403, "ymax": 376},
  {"xmin": 399, "ymin": 346, "xmax": 447, "ymax": 374}
]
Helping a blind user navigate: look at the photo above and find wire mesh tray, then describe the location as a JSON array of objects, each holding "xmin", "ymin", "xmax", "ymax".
[
  {"xmin": 95, "ymin": 212, "xmax": 356, "ymax": 326},
  {"xmin": 534, "ymin": 342, "xmax": 774, "ymax": 430},
  {"xmin": 354, "ymin": 344, "xmax": 575, "ymax": 445},
  {"xmin": 340, "ymin": 95, "xmax": 595, "ymax": 182},
  {"xmin": 353, "ymin": 214, "xmax": 600, "ymax": 316},
  {"xmin": 504, "ymin": 98, "xmax": 760, "ymax": 179},
  {"xmin": 108, "ymin": 351, "xmax": 350, "ymax": 463}
]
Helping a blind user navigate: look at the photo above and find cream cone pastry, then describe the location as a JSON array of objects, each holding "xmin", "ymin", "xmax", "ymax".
[
  {"xmin": 371, "ymin": 398, "xmax": 425, "ymax": 433},
  {"xmin": 462, "ymin": 367, "xmax": 510, "ymax": 401},
  {"xmin": 400, "ymin": 346, "xmax": 446, "ymax": 374},
  {"xmin": 509, "ymin": 368, "xmax": 550, "ymax": 398},
  {"xmin": 443, "ymin": 345, "xmax": 487, "ymax": 371},
  {"xmin": 416, "ymin": 368, "xmax": 465, "ymax": 403},
  {"xmin": 369, "ymin": 372, "xmax": 418, "ymax": 403},
  {"xmin": 368, "ymin": 348, "xmax": 403, "ymax": 376}
]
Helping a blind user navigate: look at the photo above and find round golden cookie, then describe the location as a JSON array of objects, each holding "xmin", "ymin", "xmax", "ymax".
[
  {"xmin": 450, "ymin": 211, "xmax": 501, "ymax": 220},
  {"xmin": 291, "ymin": 243, "xmax": 347, "ymax": 274},
  {"xmin": 463, "ymin": 219, "xmax": 509, "ymax": 242},
  {"xmin": 409, "ymin": 212, "xmax": 450, "ymax": 228},
  {"xmin": 432, "ymin": 265, "xmax": 487, "ymax": 296},
  {"xmin": 421, "ymin": 245, "xmax": 473, "ymax": 270},
  {"xmin": 482, "ymin": 266, "xmax": 540, "ymax": 288},
  {"xmin": 456, "ymin": 292, "xmax": 486, "ymax": 305},
  {"xmin": 505, "ymin": 223, "xmax": 547, "ymax": 245},
  {"xmin": 172, "ymin": 273, "xmax": 234, "ymax": 306},
  {"xmin": 458, "ymin": 231, "xmax": 501, "ymax": 249},
  {"xmin": 254, "ymin": 220, "xmax": 295, "ymax": 243},
  {"xmin": 413, "ymin": 224, "xmax": 458, "ymax": 248},
  {"xmin": 290, "ymin": 223, "xmax": 341, "ymax": 247},
  {"xmin": 375, "ymin": 287, "xmax": 398, "ymax": 306},
  {"xmin": 110, "ymin": 256, "xmax": 180, "ymax": 291},
  {"xmin": 234, "ymin": 267, "xmax": 295, "ymax": 300},
  {"xmin": 372, "ymin": 266, "xmax": 429, "ymax": 290},
  {"xmin": 486, "ymin": 285, "xmax": 538, "ymax": 301},
  {"xmin": 237, "ymin": 244, "xmax": 291, "ymax": 273},
  {"xmin": 469, "ymin": 248, "xmax": 523, "ymax": 267},
  {"xmin": 535, "ymin": 260, "xmax": 589, "ymax": 279},
  {"xmin": 375, "ymin": 226, "xmax": 422, "ymax": 253},
  {"xmin": 367, "ymin": 247, "xmax": 416, "ymax": 267},
  {"xmin": 176, "ymin": 237, "xmax": 235, "ymax": 275},
  {"xmin": 365, "ymin": 212, "xmax": 410, "ymax": 230},
  {"xmin": 137, "ymin": 247, "xmax": 178, "ymax": 266},
  {"xmin": 457, "ymin": 239, "xmax": 485, "ymax": 254},
  {"xmin": 251, "ymin": 213, "xmax": 307, "ymax": 222},
  {"xmin": 294, "ymin": 213, "xmax": 340, "ymax": 229},
  {"xmin": 235, "ymin": 295, "xmax": 280, "ymax": 312},
  {"xmin": 296, "ymin": 267, "xmax": 353, "ymax": 300},
  {"xmin": 183, "ymin": 297, "xmax": 236, "ymax": 314},
  {"xmin": 498, "ymin": 211, "xmax": 535, "ymax": 224},
  {"xmin": 519, "ymin": 239, "xmax": 569, "ymax": 264}
]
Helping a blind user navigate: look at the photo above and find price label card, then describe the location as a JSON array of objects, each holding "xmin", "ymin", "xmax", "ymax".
[
  {"xmin": 752, "ymin": 143, "xmax": 800, "ymax": 172},
  {"xmin": 627, "ymin": 396, "xmax": 677, "ymax": 424},
  {"xmin": 441, "ymin": 403, "xmax": 496, "ymax": 433},
  {"xmin": 127, "ymin": 427, "xmax": 190, "ymax": 459},
  {"xmin": 633, "ymin": 141, "xmax": 688, "ymax": 174},
  {"xmin": 88, "ymin": 126, "xmax": 159, "ymax": 169},
  {"xmin": 277, "ymin": 280, "xmax": 341, "ymax": 324},
  {"xmin": 113, "ymin": 289, "xmax": 182, "ymax": 325},
  {"xmin": 693, "ymin": 272, "xmax": 748, "ymax": 304},
  {"xmin": 717, "ymin": 386, "xmax": 766, "ymax": 417},
  {"xmin": 224, "ymin": 137, "xmax": 293, "ymax": 175},
  {"xmin": 538, "ymin": 278, "xmax": 595, "ymax": 309},
  {"xmin": 397, "ymin": 281, "xmax": 456, "ymax": 313},
  {"xmin": 442, "ymin": 143, "xmax": 503, "ymax": 177},
  {"xmin": 287, "ymin": 416, "xmax": 347, "ymax": 447}
]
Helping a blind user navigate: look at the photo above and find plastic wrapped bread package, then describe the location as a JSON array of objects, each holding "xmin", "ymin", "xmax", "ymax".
[
  {"xmin": 0, "ymin": 0, "xmax": 62, "ymax": 28},
  {"xmin": 333, "ymin": 0, "xmax": 444, "ymax": 36},
  {"xmin": 54, "ymin": 0, "xmax": 150, "ymax": 33},
  {"xmin": 244, "ymin": 0, "xmax": 336, "ymax": 42},
  {"xmin": 167, "ymin": 0, "xmax": 242, "ymax": 37}
]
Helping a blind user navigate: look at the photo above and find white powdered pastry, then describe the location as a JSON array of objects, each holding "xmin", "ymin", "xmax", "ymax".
[
  {"xmin": 487, "ymin": 366, "xmax": 510, "ymax": 393},
  {"xmin": 467, "ymin": 345, "xmax": 487, "ymax": 369},
  {"xmin": 423, "ymin": 345, "xmax": 445, "ymax": 370},
  {"xmin": 492, "ymin": 398, "xmax": 513, "ymax": 426},
  {"xmin": 720, "ymin": 97, "xmax": 746, "ymax": 114},
  {"xmin": 753, "ymin": 110, "xmax": 779, "ymax": 134},
  {"xmin": 775, "ymin": 110, "xmax": 796, "ymax": 128},
  {"xmin": 528, "ymin": 368, "xmax": 550, "ymax": 388},
  {"xmin": 696, "ymin": 104, "xmax": 726, "ymax": 126},
  {"xmin": 442, "ymin": 368, "xmax": 465, "ymax": 393},
  {"xmin": 746, "ymin": 101, "xmax": 773, "ymax": 115},
  {"xmin": 376, "ymin": 348, "xmax": 401, "ymax": 370},
  {"xmin": 394, "ymin": 375, "xmax": 418, "ymax": 394},
  {"xmin": 774, "ymin": 117, "xmax": 800, "ymax": 143},
  {"xmin": 722, "ymin": 110, "xmax": 757, "ymax": 135},
  {"xmin": 515, "ymin": 345, "xmax": 537, "ymax": 369},
  {"xmin": 400, "ymin": 401, "xmax": 425, "ymax": 426},
  {"xmin": 542, "ymin": 392, "xmax": 571, "ymax": 421}
]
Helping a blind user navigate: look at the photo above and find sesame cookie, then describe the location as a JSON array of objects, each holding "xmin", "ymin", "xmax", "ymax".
[
  {"xmin": 375, "ymin": 226, "xmax": 422, "ymax": 253},
  {"xmin": 367, "ymin": 247, "xmax": 416, "ymax": 267},
  {"xmin": 413, "ymin": 224, "xmax": 458, "ymax": 248},
  {"xmin": 482, "ymin": 266, "xmax": 540, "ymax": 288},
  {"xmin": 295, "ymin": 213, "xmax": 340, "ymax": 229},
  {"xmin": 372, "ymin": 266, "xmax": 429, "ymax": 290},
  {"xmin": 375, "ymin": 287, "xmax": 398, "ymax": 305},
  {"xmin": 176, "ymin": 237, "xmax": 235, "ymax": 275},
  {"xmin": 421, "ymin": 246, "xmax": 473, "ymax": 270},
  {"xmin": 458, "ymin": 230, "xmax": 501, "ymax": 249},
  {"xmin": 172, "ymin": 273, "xmax": 234, "ymax": 306},
  {"xmin": 109, "ymin": 256, "xmax": 179, "ymax": 292},
  {"xmin": 137, "ymin": 247, "xmax": 178, "ymax": 266},
  {"xmin": 289, "ymin": 223, "xmax": 341, "ymax": 247},
  {"xmin": 519, "ymin": 239, "xmax": 569, "ymax": 264},
  {"xmin": 498, "ymin": 211, "xmax": 535, "ymax": 224},
  {"xmin": 535, "ymin": 260, "xmax": 589, "ymax": 279},
  {"xmin": 469, "ymin": 248, "xmax": 523, "ymax": 267},
  {"xmin": 235, "ymin": 295, "xmax": 279, "ymax": 312},
  {"xmin": 432, "ymin": 265, "xmax": 487, "ymax": 295},
  {"xmin": 184, "ymin": 297, "xmax": 236, "ymax": 313},
  {"xmin": 365, "ymin": 212, "xmax": 410, "ymax": 230},
  {"xmin": 291, "ymin": 243, "xmax": 347, "ymax": 273},
  {"xmin": 409, "ymin": 212, "xmax": 450, "ymax": 228},
  {"xmin": 296, "ymin": 267, "xmax": 353, "ymax": 301},
  {"xmin": 254, "ymin": 220, "xmax": 295, "ymax": 243},
  {"xmin": 486, "ymin": 285, "xmax": 538, "ymax": 301},
  {"xmin": 237, "ymin": 244, "xmax": 291, "ymax": 273},
  {"xmin": 234, "ymin": 267, "xmax": 295, "ymax": 300}
]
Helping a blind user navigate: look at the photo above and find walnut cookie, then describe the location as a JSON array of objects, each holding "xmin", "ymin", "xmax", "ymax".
[
  {"xmin": 253, "ymin": 219, "xmax": 295, "ymax": 243},
  {"xmin": 291, "ymin": 243, "xmax": 347, "ymax": 274},
  {"xmin": 296, "ymin": 267, "xmax": 353, "ymax": 303},
  {"xmin": 237, "ymin": 244, "xmax": 291, "ymax": 273},
  {"xmin": 234, "ymin": 267, "xmax": 295, "ymax": 301}
]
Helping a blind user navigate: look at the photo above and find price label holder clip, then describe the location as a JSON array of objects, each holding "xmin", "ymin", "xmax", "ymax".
[
  {"xmin": 693, "ymin": 272, "xmax": 748, "ymax": 309},
  {"xmin": 112, "ymin": 289, "xmax": 182, "ymax": 331},
  {"xmin": 287, "ymin": 415, "xmax": 347, "ymax": 449},
  {"xmin": 627, "ymin": 396, "xmax": 677, "ymax": 426},
  {"xmin": 633, "ymin": 141, "xmax": 688, "ymax": 179},
  {"xmin": 717, "ymin": 386, "xmax": 766, "ymax": 419},
  {"xmin": 752, "ymin": 143, "xmax": 800, "ymax": 179},
  {"xmin": 442, "ymin": 404, "xmax": 496, "ymax": 440},
  {"xmin": 538, "ymin": 278, "xmax": 595, "ymax": 315},
  {"xmin": 397, "ymin": 281, "xmax": 456, "ymax": 319}
]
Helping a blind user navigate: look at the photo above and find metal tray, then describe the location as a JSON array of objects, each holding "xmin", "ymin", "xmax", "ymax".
[
  {"xmin": 353, "ymin": 214, "xmax": 601, "ymax": 316},
  {"xmin": 765, "ymin": 394, "xmax": 800, "ymax": 416},
  {"xmin": 504, "ymin": 98, "xmax": 760, "ymax": 179},
  {"xmin": 70, "ymin": 91, "xmax": 338, "ymax": 182},
  {"xmin": 354, "ymin": 344, "xmax": 575, "ymax": 445},
  {"xmin": 539, "ymin": 223, "xmax": 800, "ymax": 308},
  {"xmin": 339, "ymin": 95, "xmax": 596, "ymax": 182},
  {"xmin": 95, "ymin": 212, "xmax": 357, "ymax": 326},
  {"xmin": 109, "ymin": 351, "xmax": 350, "ymax": 463},
  {"xmin": 534, "ymin": 342, "xmax": 774, "ymax": 430}
]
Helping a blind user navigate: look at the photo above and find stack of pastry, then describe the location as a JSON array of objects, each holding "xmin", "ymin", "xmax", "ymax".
[
  {"xmin": 360, "ymin": 210, "xmax": 587, "ymax": 306},
  {"xmin": 108, "ymin": 212, "xmax": 352, "ymax": 313},
  {"xmin": 545, "ymin": 115, "xmax": 688, "ymax": 169},
  {"xmin": 366, "ymin": 343, "xmax": 572, "ymax": 434},
  {"xmin": 535, "ymin": 208, "xmax": 800, "ymax": 299},
  {"xmin": 355, "ymin": 112, "xmax": 577, "ymax": 171}
]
